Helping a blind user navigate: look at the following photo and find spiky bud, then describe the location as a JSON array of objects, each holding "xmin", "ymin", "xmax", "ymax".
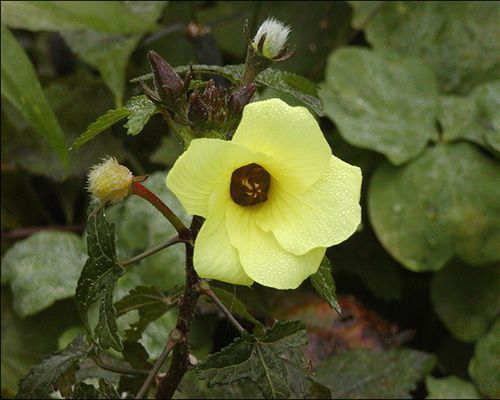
[
  {"xmin": 87, "ymin": 157, "xmax": 133, "ymax": 203},
  {"xmin": 252, "ymin": 18, "xmax": 291, "ymax": 60}
]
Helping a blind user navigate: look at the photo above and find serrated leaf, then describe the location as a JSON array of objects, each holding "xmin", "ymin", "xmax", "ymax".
[
  {"xmin": 197, "ymin": 320, "xmax": 308, "ymax": 399},
  {"xmin": 16, "ymin": 335, "xmax": 90, "ymax": 399},
  {"xmin": 1, "ymin": 231, "xmax": 86, "ymax": 317},
  {"xmin": 425, "ymin": 376, "xmax": 481, "ymax": 399},
  {"xmin": 70, "ymin": 108, "xmax": 130, "ymax": 150},
  {"xmin": 320, "ymin": 47, "xmax": 439, "ymax": 165},
  {"xmin": 115, "ymin": 285, "xmax": 180, "ymax": 341},
  {"xmin": 358, "ymin": 1, "xmax": 500, "ymax": 94},
  {"xmin": 75, "ymin": 205, "xmax": 123, "ymax": 351},
  {"xmin": 309, "ymin": 257, "xmax": 340, "ymax": 313},
  {"xmin": 210, "ymin": 286, "xmax": 263, "ymax": 328},
  {"xmin": 431, "ymin": 263, "xmax": 500, "ymax": 342},
  {"xmin": 1, "ymin": 25, "xmax": 68, "ymax": 169},
  {"xmin": 123, "ymin": 95, "xmax": 158, "ymax": 135},
  {"xmin": 368, "ymin": 142, "xmax": 500, "ymax": 271},
  {"xmin": 469, "ymin": 318, "xmax": 500, "ymax": 398},
  {"xmin": 70, "ymin": 96, "xmax": 157, "ymax": 149},
  {"xmin": 133, "ymin": 64, "xmax": 323, "ymax": 115},
  {"xmin": 315, "ymin": 348, "xmax": 436, "ymax": 399},
  {"xmin": 1, "ymin": 1, "xmax": 157, "ymax": 34}
]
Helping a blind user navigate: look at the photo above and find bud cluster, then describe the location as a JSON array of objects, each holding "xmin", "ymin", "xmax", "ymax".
[{"xmin": 188, "ymin": 80, "xmax": 256, "ymax": 138}]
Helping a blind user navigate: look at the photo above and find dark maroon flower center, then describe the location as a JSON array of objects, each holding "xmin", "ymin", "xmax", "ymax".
[{"xmin": 230, "ymin": 163, "xmax": 271, "ymax": 207}]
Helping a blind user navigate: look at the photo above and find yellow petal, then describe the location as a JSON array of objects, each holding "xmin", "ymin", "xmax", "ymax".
[
  {"xmin": 193, "ymin": 185, "xmax": 253, "ymax": 285},
  {"xmin": 226, "ymin": 202, "xmax": 325, "ymax": 289},
  {"xmin": 166, "ymin": 138, "xmax": 258, "ymax": 217},
  {"xmin": 232, "ymin": 99, "xmax": 331, "ymax": 193},
  {"xmin": 257, "ymin": 155, "xmax": 362, "ymax": 255}
]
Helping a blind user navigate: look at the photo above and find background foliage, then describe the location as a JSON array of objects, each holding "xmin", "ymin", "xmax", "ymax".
[{"xmin": 1, "ymin": 1, "xmax": 499, "ymax": 399}]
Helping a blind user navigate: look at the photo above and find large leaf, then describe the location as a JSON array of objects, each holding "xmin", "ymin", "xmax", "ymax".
[
  {"xmin": 115, "ymin": 286, "xmax": 180, "ymax": 341},
  {"xmin": 320, "ymin": 47, "xmax": 439, "ymax": 165},
  {"xmin": 75, "ymin": 205, "xmax": 123, "ymax": 351},
  {"xmin": 425, "ymin": 376, "xmax": 481, "ymax": 399},
  {"xmin": 315, "ymin": 348, "xmax": 436, "ymax": 399},
  {"xmin": 368, "ymin": 142, "xmax": 500, "ymax": 271},
  {"xmin": 1, "ymin": 25, "xmax": 68, "ymax": 169},
  {"xmin": 309, "ymin": 256, "xmax": 340, "ymax": 313},
  {"xmin": 357, "ymin": 1, "xmax": 500, "ymax": 94},
  {"xmin": 70, "ymin": 95, "xmax": 157, "ymax": 149},
  {"xmin": 16, "ymin": 335, "xmax": 91, "ymax": 399},
  {"xmin": 431, "ymin": 263, "xmax": 500, "ymax": 342},
  {"xmin": 0, "ymin": 1, "xmax": 157, "ymax": 33},
  {"xmin": 1, "ymin": 231, "xmax": 86, "ymax": 317},
  {"xmin": 62, "ymin": 1, "xmax": 167, "ymax": 106},
  {"xmin": 197, "ymin": 320, "xmax": 308, "ymax": 399},
  {"xmin": 438, "ymin": 81, "xmax": 500, "ymax": 151},
  {"xmin": 469, "ymin": 318, "xmax": 500, "ymax": 398}
]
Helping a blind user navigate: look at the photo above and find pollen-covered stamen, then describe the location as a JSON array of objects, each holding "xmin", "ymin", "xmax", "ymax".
[{"xmin": 230, "ymin": 163, "xmax": 271, "ymax": 207}]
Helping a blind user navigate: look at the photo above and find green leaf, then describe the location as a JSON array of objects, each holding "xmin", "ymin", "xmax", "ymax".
[
  {"xmin": 1, "ymin": 25, "xmax": 68, "ymax": 169},
  {"xmin": 309, "ymin": 257, "xmax": 340, "ymax": 313},
  {"xmin": 70, "ymin": 108, "xmax": 130, "ymax": 150},
  {"xmin": 75, "ymin": 205, "xmax": 123, "ymax": 351},
  {"xmin": 438, "ymin": 81, "xmax": 500, "ymax": 151},
  {"xmin": 368, "ymin": 142, "xmax": 500, "ymax": 271},
  {"xmin": 115, "ymin": 286, "xmax": 180, "ymax": 341},
  {"xmin": 315, "ymin": 348, "xmax": 436, "ymax": 399},
  {"xmin": 98, "ymin": 379, "xmax": 120, "ymax": 399},
  {"xmin": 431, "ymin": 263, "xmax": 500, "ymax": 342},
  {"xmin": 197, "ymin": 320, "xmax": 308, "ymax": 399},
  {"xmin": 61, "ymin": 2, "xmax": 166, "ymax": 106},
  {"xmin": 358, "ymin": 1, "xmax": 500, "ymax": 94},
  {"xmin": 16, "ymin": 335, "xmax": 91, "ymax": 399},
  {"xmin": 123, "ymin": 95, "xmax": 158, "ymax": 135},
  {"xmin": 70, "ymin": 96, "xmax": 157, "ymax": 150},
  {"xmin": 348, "ymin": 1, "xmax": 385, "ymax": 29},
  {"xmin": 210, "ymin": 286, "xmax": 263, "ymax": 328},
  {"xmin": 425, "ymin": 376, "xmax": 481, "ymax": 399},
  {"xmin": 1, "ymin": 1, "xmax": 157, "ymax": 33},
  {"xmin": 469, "ymin": 318, "xmax": 500, "ymax": 398},
  {"xmin": 1, "ymin": 231, "xmax": 86, "ymax": 317},
  {"xmin": 133, "ymin": 64, "xmax": 323, "ymax": 116},
  {"xmin": 320, "ymin": 47, "xmax": 439, "ymax": 165},
  {"xmin": 122, "ymin": 342, "xmax": 152, "ymax": 371}
]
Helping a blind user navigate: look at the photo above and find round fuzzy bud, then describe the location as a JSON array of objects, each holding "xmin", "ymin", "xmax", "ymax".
[
  {"xmin": 252, "ymin": 17, "xmax": 291, "ymax": 59},
  {"xmin": 87, "ymin": 157, "xmax": 133, "ymax": 203}
]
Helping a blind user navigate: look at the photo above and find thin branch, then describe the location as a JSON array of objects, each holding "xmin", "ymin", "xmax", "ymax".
[
  {"xmin": 1, "ymin": 225, "xmax": 85, "ymax": 240},
  {"xmin": 130, "ymin": 182, "xmax": 190, "ymax": 239},
  {"xmin": 199, "ymin": 281, "xmax": 246, "ymax": 334},
  {"xmin": 93, "ymin": 355, "xmax": 149, "ymax": 376},
  {"xmin": 135, "ymin": 329, "xmax": 183, "ymax": 399},
  {"xmin": 120, "ymin": 236, "xmax": 183, "ymax": 267}
]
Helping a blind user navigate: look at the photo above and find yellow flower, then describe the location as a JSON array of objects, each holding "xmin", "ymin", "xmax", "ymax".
[
  {"xmin": 87, "ymin": 156, "xmax": 133, "ymax": 203},
  {"xmin": 167, "ymin": 99, "xmax": 362, "ymax": 289}
]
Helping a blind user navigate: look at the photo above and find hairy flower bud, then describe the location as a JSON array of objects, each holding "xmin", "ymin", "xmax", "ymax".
[
  {"xmin": 252, "ymin": 18, "xmax": 291, "ymax": 60},
  {"xmin": 87, "ymin": 157, "xmax": 133, "ymax": 203},
  {"xmin": 148, "ymin": 50, "xmax": 184, "ymax": 105}
]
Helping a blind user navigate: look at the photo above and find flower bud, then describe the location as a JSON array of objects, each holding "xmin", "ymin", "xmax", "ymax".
[
  {"xmin": 252, "ymin": 18, "xmax": 291, "ymax": 60},
  {"xmin": 148, "ymin": 50, "xmax": 184, "ymax": 106},
  {"xmin": 87, "ymin": 157, "xmax": 133, "ymax": 203}
]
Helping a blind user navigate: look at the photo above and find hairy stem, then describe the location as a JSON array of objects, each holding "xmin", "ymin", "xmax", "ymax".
[
  {"xmin": 135, "ymin": 329, "xmax": 183, "ymax": 399},
  {"xmin": 155, "ymin": 216, "xmax": 204, "ymax": 399},
  {"xmin": 120, "ymin": 236, "xmax": 183, "ymax": 267},
  {"xmin": 130, "ymin": 182, "xmax": 190, "ymax": 239},
  {"xmin": 199, "ymin": 281, "xmax": 246, "ymax": 334}
]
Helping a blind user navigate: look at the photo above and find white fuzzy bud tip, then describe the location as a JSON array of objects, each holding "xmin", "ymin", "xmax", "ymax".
[
  {"xmin": 87, "ymin": 156, "xmax": 133, "ymax": 203},
  {"xmin": 252, "ymin": 17, "xmax": 291, "ymax": 59}
]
